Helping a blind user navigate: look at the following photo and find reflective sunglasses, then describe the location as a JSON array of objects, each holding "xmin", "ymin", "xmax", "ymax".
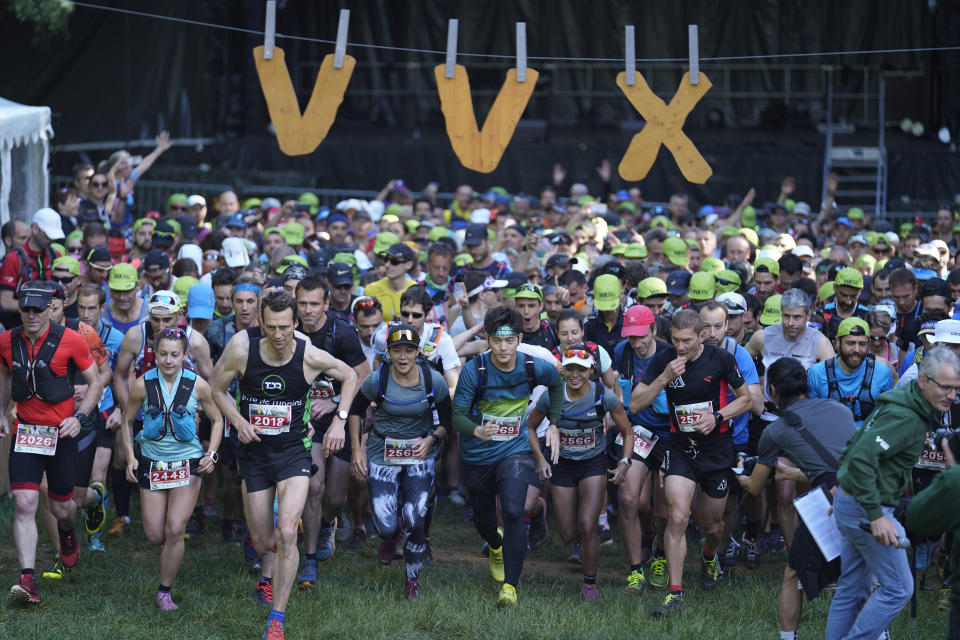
[
  {"xmin": 388, "ymin": 329, "xmax": 417, "ymax": 342},
  {"xmin": 564, "ymin": 348, "xmax": 592, "ymax": 360},
  {"xmin": 203, "ymin": 251, "xmax": 221, "ymax": 261},
  {"xmin": 158, "ymin": 327, "xmax": 187, "ymax": 340},
  {"xmin": 400, "ymin": 310, "xmax": 424, "ymax": 320}
]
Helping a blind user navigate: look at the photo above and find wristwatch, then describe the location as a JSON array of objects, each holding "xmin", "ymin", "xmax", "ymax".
[
  {"xmin": 337, "ymin": 409, "xmax": 349, "ymax": 421},
  {"xmin": 713, "ymin": 411, "xmax": 724, "ymax": 426},
  {"xmin": 73, "ymin": 412, "xmax": 87, "ymax": 423},
  {"xmin": 619, "ymin": 457, "xmax": 632, "ymax": 467},
  {"xmin": 205, "ymin": 450, "xmax": 219, "ymax": 463}
]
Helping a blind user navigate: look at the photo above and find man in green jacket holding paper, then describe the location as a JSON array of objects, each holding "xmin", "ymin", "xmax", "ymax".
[{"xmin": 826, "ymin": 346, "xmax": 960, "ymax": 639}]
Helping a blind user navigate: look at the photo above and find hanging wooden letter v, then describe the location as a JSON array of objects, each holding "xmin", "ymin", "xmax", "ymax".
[
  {"xmin": 434, "ymin": 65, "xmax": 538, "ymax": 173},
  {"xmin": 253, "ymin": 46, "xmax": 355, "ymax": 156}
]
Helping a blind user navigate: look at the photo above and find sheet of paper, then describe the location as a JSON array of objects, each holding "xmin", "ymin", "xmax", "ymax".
[{"xmin": 793, "ymin": 489, "xmax": 842, "ymax": 562}]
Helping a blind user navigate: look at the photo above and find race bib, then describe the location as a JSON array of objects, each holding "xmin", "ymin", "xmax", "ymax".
[
  {"xmin": 14, "ymin": 424, "xmax": 58, "ymax": 456},
  {"xmin": 675, "ymin": 401, "xmax": 713, "ymax": 432},
  {"xmin": 249, "ymin": 403, "xmax": 292, "ymax": 435},
  {"xmin": 917, "ymin": 446, "xmax": 946, "ymax": 471},
  {"xmin": 384, "ymin": 437, "xmax": 422, "ymax": 465},
  {"xmin": 616, "ymin": 425, "xmax": 659, "ymax": 459},
  {"xmin": 484, "ymin": 414, "xmax": 521, "ymax": 441},
  {"xmin": 149, "ymin": 460, "xmax": 191, "ymax": 490},
  {"xmin": 559, "ymin": 428, "xmax": 596, "ymax": 451},
  {"xmin": 309, "ymin": 377, "xmax": 336, "ymax": 401}
]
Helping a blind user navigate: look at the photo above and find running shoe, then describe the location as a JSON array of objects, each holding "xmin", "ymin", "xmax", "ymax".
[
  {"xmin": 83, "ymin": 482, "xmax": 107, "ymax": 535},
  {"xmin": 479, "ymin": 540, "xmax": 490, "ymax": 557},
  {"xmin": 87, "ymin": 535, "xmax": 106, "ymax": 553},
  {"xmin": 741, "ymin": 535, "xmax": 759, "ymax": 570},
  {"xmin": 496, "ymin": 583, "xmax": 517, "ymax": 608},
  {"xmin": 528, "ymin": 497, "xmax": 548, "ymax": 550},
  {"xmin": 626, "ymin": 569, "xmax": 647, "ymax": 594},
  {"xmin": 448, "ymin": 490, "xmax": 465, "ymax": 506},
  {"xmin": 567, "ymin": 542, "xmax": 581, "ymax": 565},
  {"xmin": 647, "ymin": 555, "xmax": 668, "ymax": 590},
  {"xmin": 221, "ymin": 519, "xmax": 242, "ymax": 545},
  {"xmin": 263, "ymin": 620, "xmax": 284, "ymax": 640},
  {"xmin": 599, "ymin": 525, "xmax": 613, "ymax": 547},
  {"xmin": 580, "ymin": 584, "xmax": 599, "ymax": 601},
  {"xmin": 916, "ymin": 541, "xmax": 934, "ymax": 571},
  {"xmin": 155, "ymin": 591, "xmax": 179, "ymax": 611},
  {"xmin": 652, "ymin": 590, "xmax": 683, "ymax": 617},
  {"xmin": 344, "ymin": 527, "xmax": 367, "ymax": 550},
  {"xmin": 316, "ymin": 519, "xmax": 337, "ymax": 561},
  {"xmin": 940, "ymin": 587, "xmax": 952, "ymax": 612},
  {"xmin": 244, "ymin": 533, "xmax": 262, "ymax": 572},
  {"xmin": 378, "ymin": 531, "xmax": 402, "ymax": 565},
  {"xmin": 253, "ymin": 579, "xmax": 273, "ymax": 606},
  {"xmin": 9, "ymin": 574, "xmax": 39, "ymax": 605},
  {"xmin": 461, "ymin": 505, "xmax": 474, "ymax": 524},
  {"xmin": 41, "ymin": 555, "xmax": 65, "ymax": 580},
  {"xmin": 701, "ymin": 552, "xmax": 721, "ymax": 591},
  {"xmin": 760, "ymin": 526, "xmax": 786, "ymax": 553},
  {"xmin": 108, "ymin": 516, "xmax": 130, "ymax": 537},
  {"xmin": 488, "ymin": 528, "xmax": 505, "ymax": 583},
  {"xmin": 59, "ymin": 528, "xmax": 80, "ymax": 568},
  {"xmin": 720, "ymin": 538, "xmax": 740, "ymax": 568},
  {"xmin": 336, "ymin": 514, "xmax": 352, "ymax": 543},
  {"xmin": 404, "ymin": 580, "xmax": 421, "ymax": 601},
  {"xmin": 298, "ymin": 557, "xmax": 318, "ymax": 589}
]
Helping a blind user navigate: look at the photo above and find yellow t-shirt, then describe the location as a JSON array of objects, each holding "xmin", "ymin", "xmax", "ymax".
[{"xmin": 362, "ymin": 277, "xmax": 415, "ymax": 321}]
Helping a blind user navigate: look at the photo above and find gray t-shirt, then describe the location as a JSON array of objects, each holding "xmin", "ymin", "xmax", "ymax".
[
  {"xmin": 359, "ymin": 367, "xmax": 449, "ymax": 466},
  {"xmin": 757, "ymin": 397, "xmax": 856, "ymax": 486},
  {"xmin": 536, "ymin": 381, "xmax": 620, "ymax": 461}
]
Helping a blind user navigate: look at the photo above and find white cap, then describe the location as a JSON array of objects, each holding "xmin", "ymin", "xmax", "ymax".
[
  {"xmin": 560, "ymin": 350, "xmax": 595, "ymax": 369},
  {"xmin": 470, "ymin": 208, "xmax": 491, "ymax": 224},
  {"xmin": 885, "ymin": 231, "xmax": 900, "ymax": 244},
  {"xmin": 914, "ymin": 243, "xmax": 940, "ymax": 260},
  {"xmin": 793, "ymin": 245, "xmax": 815, "ymax": 258},
  {"xmin": 221, "ymin": 237, "xmax": 250, "ymax": 268},
  {"xmin": 32, "ymin": 207, "xmax": 64, "ymax": 240},
  {"xmin": 792, "ymin": 201, "xmax": 811, "ymax": 216},
  {"xmin": 930, "ymin": 239, "xmax": 949, "ymax": 254},
  {"xmin": 187, "ymin": 195, "xmax": 206, "ymax": 207},
  {"xmin": 929, "ymin": 319, "xmax": 960, "ymax": 345},
  {"xmin": 366, "ymin": 200, "xmax": 385, "ymax": 222},
  {"xmin": 177, "ymin": 243, "xmax": 203, "ymax": 273},
  {"xmin": 716, "ymin": 292, "xmax": 747, "ymax": 315},
  {"xmin": 777, "ymin": 233, "xmax": 796, "ymax": 251}
]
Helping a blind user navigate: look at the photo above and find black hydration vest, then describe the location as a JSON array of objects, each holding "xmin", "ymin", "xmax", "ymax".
[
  {"xmin": 824, "ymin": 354, "xmax": 876, "ymax": 422},
  {"xmin": 10, "ymin": 323, "xmax": 75, "ymax": 403},
  {"xmin": 468, "ymin": 352, "xmax": 537, "ymax": 417}
]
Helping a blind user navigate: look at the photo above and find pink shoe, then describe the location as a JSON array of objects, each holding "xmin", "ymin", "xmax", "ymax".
[
  {"xmin": 404, "ymin": 580, "xmax": 421, "ymax": 600},
  {"xmin": 580, "ymin": 584, "xmax": 599, "ymax": 601},
  {"xmin": 155, "ymin": 590, "xmax": 179, "ymax": 611}
]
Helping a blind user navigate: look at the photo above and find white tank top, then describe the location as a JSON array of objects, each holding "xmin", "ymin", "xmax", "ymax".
[{"xmin": 761, "ymin": 324, "xmax": 823, "ymax": 371}]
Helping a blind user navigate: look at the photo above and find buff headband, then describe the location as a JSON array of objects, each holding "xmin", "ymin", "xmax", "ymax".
[
  {"xmin": 233, "ymin": 283, "xmax": 262, "ymax": 296},
  {"xmin": 492, "ymin": 325, "xmax": 521, "ymax": 337}
]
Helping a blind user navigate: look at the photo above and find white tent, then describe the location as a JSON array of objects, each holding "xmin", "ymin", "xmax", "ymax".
[{"xmin": 0, "ymin": 98, "xmax": 53, "ymax": 225}]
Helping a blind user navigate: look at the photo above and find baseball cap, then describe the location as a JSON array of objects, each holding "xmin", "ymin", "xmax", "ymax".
[
  {"xmin": 151, "ymin": 221, "xmax": 177, "ymax": 248},
  {"xmin": 512, "ymin": 282, "xmax": 543, "ymax": 301},
  {"xmin": 624, "ymin": 243, "xmax": 648, "ymax": 259},
  {"xmin": 665, "ymin": 270, "xmax": 691, "ymax": 296},
  {"xmin": 739, "ymin": 228, "xmax": 759, "ymax": 247},
  {"xmin": 818, "ymin": 281, "xmax": 835, "ymax": 302},
  {"xmin": 716, "ymin": 292, "xmax": 747, "ymax": 316},
  {"xmin": 662, "ymin": 236, "xmax": 689, "ymax": 267},
  {"xmin": 793, "ymin": 245, "xmax": 815, "ymax": 258},
  {"xmin": 187, "ymin": 195, "xmax": 206, "ymax": 208},
  {"xmin": 172, "ymin": 276, "xmax": 199, "ymax": 303},
  {"xmin": 52, "ymin": 256, "xmax": 82, "ymax": 277},
  {"xmin": 760, "ymin": 294, "xmax": 782, "ymax": 326},
  {"xmin": 637, "ymin": 277, "xmax": 668, "ymax": 300},
  {"xmin": 793, "ymin": 202, "xmax": 812, "ymax": 216},
  {"xmin": 463, "ymin": 223, "xmax": 489, "ymax": 246},
  {"xmin": 847, "ymin": 208, "xmax": 865, "ymax": 221},
  {"xmin": 175, "ymin": 215, "xmax": 199, "ymax": 240},
  {"xmin": 222, "ymin": 237, "xmax": 250, "ymax": 268},
  {"xmin": 186, "ymin": 282, "xmax": 215, "ymax": 320},
  {"xmin": 688, "ymin": 272, "xmax": 716, "ymax": 301},
  {"xmin": 561, "ymin": 348, "xmax": 595, "ymax": 369},
  {"xmin": 836, "ymin": 317, "xmax": 869, "ymax": 338},
  {"xmin": 593, "ymin": 274, "xmax": 621, "ymax": 311},
  {"xmin": 621, "ymin": 304, "xmax": 655, "ymax": 337},
  {"xmin": 143, "ymin": 249, "xmax": 171, "ymax": 271},
  {"xmin": 85, "ymin": 245, "xmax": 112, "ymax": 265},
  {"xmin": 327, "ymin": 262, "xmax": 354, "ymax": 286},
  {"xmin": 849, "ymin": 233, "xmax": 869, "ymax": 247},
  {"xmin": 379, "ymin": 243, "xmax": 417, "ymax": 263},
  {"xmin": 32, "ymin": 208, "xmax": 65, "ymax": 240},
  {"xmin": 108, "ymin": 263, "xmax": 138, "ymax": 291},
  {"xmin": 715, "ymin": 269, "xmax": 742, "ymax": 295},
  {"xmin": 700, "ymin": 256, "xmax": 725, "ymax": 274},
  {"xmin": 386, "ymin": 323, "xmax": 420, "ymax": 349},
  {"xmin": 17, "ymin": 280, "xmax": 54, "ymax": 310},
  {"xmin": 373, "ymin": 232, "xmax": 401, "ymax": 255},
  {"xmin": 147, "ymin": 290, "xmax": 181, "ymax": 315},
  {"xmin": 133, "ymin": 217, "xmax": 156, "ymax": 235},
  {"xmin": 545, "ymin": 253, "xmax": 576, "ymax": 270},
  {"xmin": 467, "ymin": 275, "xmax": 509, "ymax": 297},
  {"xmin": 835, "ymin": 217, "xmax": 852, "ymax": 228},
  {"xmin": 929, "ymin": 319, "xmax": 960, "ymax": 345},
  {"xmin": 835, "ymin": 267, "xmax": 864, "ymax": 289},
  {"xmin": 754, "ymin": 257, "xmax": 780, "ymax": 276},
  {"xmin": 280, "ymin": 222, "xmax": 305, "ymax": 246}
]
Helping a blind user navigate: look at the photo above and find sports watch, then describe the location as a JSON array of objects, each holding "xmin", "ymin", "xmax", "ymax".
[
  {"xmin": 713, "ymin": 411, "xmax": 724, "ymax": 427},
  {"xmin": 205, "ymin": 450, "xmax": 219, "ymax": 463},
  {"xmin": 337, "ymin": 409, "xmax": 349, "ymax": 421},
  {"xmin": 619, "ymin": 457, "xmax": 632, "ymax": 467}
]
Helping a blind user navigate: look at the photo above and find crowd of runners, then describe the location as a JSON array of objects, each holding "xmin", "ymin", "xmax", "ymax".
[{"xmin": 2, "ymin": 157, "xmax": 959, "ymax": 639}]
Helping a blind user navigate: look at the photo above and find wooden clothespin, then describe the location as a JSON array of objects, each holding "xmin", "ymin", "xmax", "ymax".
[
  {"xmin": 688, "ymin": 24, "xmax": 699, "ymax": 85},
  {"xmin": 516, "ymin": 22, "xmax": 527, "ymax": 82},
  {"xmin": 263, "ymin": 0, "xmax": 276, "ymax": 60},
  {"xmin": 624, "ymin": 25, "xmax": 636, "ymax": 86},
  {"xmin": 445, "ymin": 19, "xmax": 459, "ymax": 79},
  {"xmin": 334, "ymin": 9, "xmax": 350, "ymax": 69}
]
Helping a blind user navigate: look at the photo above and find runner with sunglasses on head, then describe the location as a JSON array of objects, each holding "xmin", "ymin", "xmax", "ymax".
[
  {"xmin": 526, "ymin": 347, "xmax": 633, "ymax": 600},
  {"xmin": 349, "ymin": 323, "xmax": 452, "ymax": 599},
  {"xmin": 212, "ymin": 290, "xmax": 358, "ymax": 640},
  {"xmin": 0, "ymin": 281, "xmax": 103, "ymax": 605},
  {"xmin": 120, "ymin": 327, "xmax": 223, "ymax": 611},
  {"xmin": 452, "ymin": 306, "xmax": 563, "ymax": 608}
]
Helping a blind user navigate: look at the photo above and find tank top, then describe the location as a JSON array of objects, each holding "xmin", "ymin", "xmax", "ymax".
[
  {"xmin": 761, "ymin": 324, "xmax": 823, "ymax": 371},
  {"xmin": 104, "ymin": 298, "xmax": 149, "ymax": 335},
  {"xmin": 235, "ymin": 334, "xmax": 312, "ymax": 452},
  {"xmin": 134, "ymin": 323, "xmax": 196, "ymax": 377}
]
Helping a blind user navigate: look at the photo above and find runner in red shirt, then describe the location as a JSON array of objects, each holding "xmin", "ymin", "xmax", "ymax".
[{"xmin": 0, "ymin": 281, "xmax": 102, "ymax": 605}]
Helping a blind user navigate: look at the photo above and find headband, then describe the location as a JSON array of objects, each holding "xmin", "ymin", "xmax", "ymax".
[
  {"xmin": 492, "ymin": 325, "xmax": 521, "ymax": 337},
  {"xmin": 233, "ymin": 283, "xmax": 262, "ymax": 296}
]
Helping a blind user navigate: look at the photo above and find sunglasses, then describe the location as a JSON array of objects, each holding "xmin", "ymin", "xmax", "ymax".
[
  {"xmin": 384, "ymin": 256, "xmax": 407, "ymax": 266},
  {"xmin": 87, "ymin": 262, "xmax": 113, "ymax": 272},
  {"xmin": 67, "ymin": 246, "xmax": 83, "ymax": 254},
  {"xmin": 203, "ymin": 252, "xmax": 221, "ymax": 261},
  {"xmin": 153, "ymin": 231, "xmax": 176, "ymax": 240},
  {"xmin": 868, "ymin": 335, "xmax": 888, "ymax": 343},
  {"xmin": 564, "ymin": 348, "xmax": 592, "ymax": 361},
  {"xmin": 21, "ymin": 306, "xmax": 48, "ymax": 314},
  {"xmin": 169, "ymin": 205, "xmax": 187, "ymax": 212},
  {"xmin": 400, "ymin": 310, "xmax": 425, "ymax": 320},
  {"xmin": 158, "ymin": 327, "xmax": 187, "ymax": 339},
  {"xmin": 52, "ymin": 274, "xmax": 76, "ymax": 284},
  {"xmin": 91, "ymin": 181, "xmax": 109, "ymax": 188},
  {"xmin": 388, "ymin": 329, "xmax": 417, "ymax": 343},
  {"xmin": 352, "ymin": 297, "xmax": 378, "ymax": 312},
  {"xmin": 150, "ymin": 293, "xmax": 178, "ymax": 307}
]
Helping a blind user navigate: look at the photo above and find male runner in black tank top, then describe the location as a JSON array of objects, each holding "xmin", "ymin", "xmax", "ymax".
[{"xmin": 212, "ymin": 291, "xmax": 358, "ymax": 640}]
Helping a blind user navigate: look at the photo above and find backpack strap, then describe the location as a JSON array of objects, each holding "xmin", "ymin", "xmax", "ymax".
[
  {"xmin": 419, "ymin": 361, "xmax": 440, "ymax": 428},
  {"xmin": 469, "ymin": 353, "xmax": 487, "ymax": 416},
  {"xmin": 723, "ymin": 336, "xmax": 738, "ymax": 355},
  {"xmin": 783, "ymin": 409, "xmax": 839, "ymax": 470},
  {"xmin": 144, "ymin": 373, "xmax": 163, "ymax": 418},
  {"xmin": 824, "ymin": 358, "xmax": 841, "ymax": 402},
  {"xmin": 620, "ymin": 343, "xmax": 634, "ymax": 381},
  {"xmin": 594, "ymin": 381, "xmax": 607, "ymax": 421},
  {"xmin": 172, "ymin": 373, "xmax": 197, "ymax": 413},
  {"xmin": 524, "ymin": 354, "xmax": 537, "ymax": 393},
  {"xmin": 375, "ymin": 362, "xmax": 390, "ymax": 408},
  {"xmin": 856, "ymin": 356, "xmax": 876, "ymax": 419}
]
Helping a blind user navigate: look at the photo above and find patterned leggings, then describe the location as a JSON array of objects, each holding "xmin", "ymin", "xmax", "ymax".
[{"xmin": 367, "ymin": 458, "xmax": 436, "ymax": 581}]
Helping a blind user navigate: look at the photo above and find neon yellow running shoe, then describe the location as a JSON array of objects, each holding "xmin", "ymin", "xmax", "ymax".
[
  {"xmin": 648, "ymin": 555, "xmax": 667, "ymax": 590},
  {"xmin": 488, "ymin": 527, "xmax": 505, "ymax": 583},
  {"xmin": 626, "ymin": 568, "xmax": 647, "ymax": 594},
  {"xmin": 496, "ymin": 583, "xmax": 517, "ymax": 608},
  {"xmin": 652, "ymin": 590, "xmax": 683, "ymax": 617},
  {"xmin": 41, "ymin": 555, "xmax": 64, "ymax": 580}
]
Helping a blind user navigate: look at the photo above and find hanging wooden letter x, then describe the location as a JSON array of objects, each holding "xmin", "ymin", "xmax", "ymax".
[{"xmin": 616, "ymin": 71, "xmax": 713, "ymax": 183}]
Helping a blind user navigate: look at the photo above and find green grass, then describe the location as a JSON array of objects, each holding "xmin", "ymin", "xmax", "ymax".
[{"xmin": 0, "ymin": 495, "xmax": 948, "ymax": 639}]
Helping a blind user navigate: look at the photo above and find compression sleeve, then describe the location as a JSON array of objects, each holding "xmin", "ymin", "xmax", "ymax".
[
  {"xmin": 452, "ymin": 403, "xmax": 480, "ymax": 436},
  {"xmin": 546, "ymin": 372, "xmax": 563, "ymax": 424}
]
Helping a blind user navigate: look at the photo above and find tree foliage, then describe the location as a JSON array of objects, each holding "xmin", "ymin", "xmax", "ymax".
[{"xmin": 7, "ymin": 0, "xmax": 74, "ymax": 36}]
